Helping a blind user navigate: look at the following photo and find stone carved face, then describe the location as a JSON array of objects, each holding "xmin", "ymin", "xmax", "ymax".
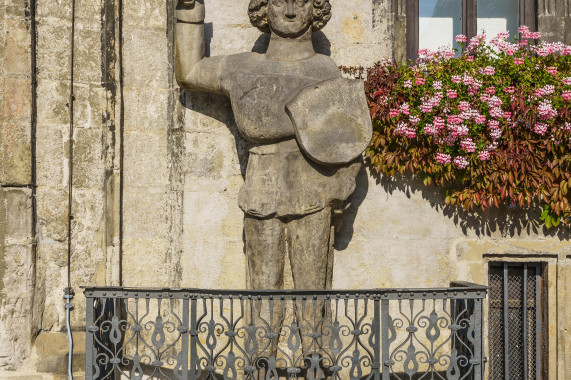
[
  {"xmin": 268, "ymin": 0, "xmax": 313, "ymax": 38},
  {"xmin": 248, "ymin": 0, "xmax": 331, "ymax": 35}
]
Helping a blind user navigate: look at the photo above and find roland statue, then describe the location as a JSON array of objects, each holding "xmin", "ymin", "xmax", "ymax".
[{"xmin": 175, "ymin": 0, "xmax": 371, "ymax": 295}]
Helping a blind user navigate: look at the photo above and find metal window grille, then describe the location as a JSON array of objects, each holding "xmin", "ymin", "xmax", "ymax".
[{"xmin": 488, "ymin": 262, "xmax": 547, "ymax": 380}]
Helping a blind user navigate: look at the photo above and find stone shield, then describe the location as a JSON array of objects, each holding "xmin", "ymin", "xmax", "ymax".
[{"xmin": 286, "ymin": 78, "xmax": 373, "ymax": 165}]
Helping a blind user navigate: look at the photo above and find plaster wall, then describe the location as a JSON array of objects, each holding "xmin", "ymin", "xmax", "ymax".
[{"xmin": 0, "ymin": 0, "xmax": 569, "ymax": 377}]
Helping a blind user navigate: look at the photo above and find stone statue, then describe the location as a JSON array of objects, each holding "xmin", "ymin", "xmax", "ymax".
[{"xmin": 175, "ymin": 0, "xmax": 371, "ymax": 298}]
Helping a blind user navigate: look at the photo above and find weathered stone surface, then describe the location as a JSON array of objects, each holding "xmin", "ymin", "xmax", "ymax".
[
  {"xmin": 287, "ymin": 78, "xmax": 372, "ymax": 165},
  {"xmin": 2, "ymin": 122, "xmax": 31, "ymax": 185},
  {"xmin": 2, "ymin": 0, "xmax": 571, "ymax": 377},
  {"xmin": 34, "ymin": 332, "xmax": 85, "ymax": 374}
]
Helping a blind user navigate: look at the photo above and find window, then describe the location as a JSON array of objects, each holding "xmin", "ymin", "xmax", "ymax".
[
  {"xmin": 406, "ymin": 0, "xmax": 537, "ymax": 61},
  {"xmin": 488, "ymin": 262, "xmax": 547, "ymax": 380}
]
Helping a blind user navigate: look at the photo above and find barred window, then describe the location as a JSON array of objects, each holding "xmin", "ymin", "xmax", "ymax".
[{"xmin": 488, "ymin": 262, "xmax": 548, "ymax": 380}]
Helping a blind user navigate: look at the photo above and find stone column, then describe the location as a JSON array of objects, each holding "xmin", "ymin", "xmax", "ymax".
[{"xmin": 0, "ymin": 0, "xmax": 35, "ymax": 370}]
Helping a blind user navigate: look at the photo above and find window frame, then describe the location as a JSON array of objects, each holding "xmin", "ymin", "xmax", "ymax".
[{"xmin": 406, "ymin": 0, "xmax": 537, "ymax": 61}]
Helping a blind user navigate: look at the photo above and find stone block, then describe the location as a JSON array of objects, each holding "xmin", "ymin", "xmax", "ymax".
[
  {"xmin": 123, "ymin": 131, "xmax": 168, "ymax": 186},
  {"xmin": 123, "ymin": 188, "xmax": 170, "ymax": 239},
  {"xmin": 36, "ymin": 125, "xmax": 65, "ymax": 187},
  {"xmin": 124, "ymin": 0, "xmax": 168, "ymax": 30},
  {"xmin": 3, "ymin": 77, "xmax": 31, "ymax": 122},
  {"xmin": 184, "ymin": 131, "xmax": 244, "ymax": 180},
  {"xmin": 36, "ymin": 187, "xmax": 68, "ymax": 242},
  {"xmin": 35, "ymin": 332, "xmax": 85, "ymax": 375},
  {"xmin": 124, "ymin": 87, "xmax": 171, "ymax": 132},
  {"xmin": 4, "ymin": 188, "xmax": 32, "ymax": 242},
  {"xmin": 205, "ymin": 0, "xmax": 250, "ymax": 26},
  {"xmin": 123, "ymin": 28, "xmax": 169, "ymax": 88},
  {"xmin": 3, "ymin": 17, "xmax": 31, "ymax": 75},
  {"xmin": 2, "ymin": 122, "xmax": 31, "ymax": 185},
  {"xmin": 73, "ymin": 84, "xmax": 106, "ymax": 129},
  {"xmin": 36, "ymin": 0, "xmax": 72, "ymax": 20},
  {"xmin": 73, "ymin": 127, "xmax": 104, "ymax": 189},
  {"xmin": 3, "ymin": 0, "xmax": 27, "ymax": 17},
  {"xmin": 36, "ymin": 80, "xmax": 70, "ymax": 125},
  {"xmin": 37, "ymin": 22, "xmax": 71, "ymax": 81},
  {"xmin": 73, "ymin": 28, "xmax": 102, "ymax": 84},
  {"xmin": 122, "ymin": 238, "xmax": 170, "ymax": 287}
]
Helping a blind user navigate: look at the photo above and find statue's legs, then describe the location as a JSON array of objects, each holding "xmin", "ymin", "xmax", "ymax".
[
  {"xmin": 245, "ymin": 216, "xmax": 286, "ymax": 361},
  {"xmin": 286, "ymin": 208, "xmax": 333, "ymax": 357},
  {"xmin": 244, "ymin": 209, "xmax": 334, "ymax": 371}
]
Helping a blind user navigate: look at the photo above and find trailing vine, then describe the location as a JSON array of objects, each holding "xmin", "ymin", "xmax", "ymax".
[{"xmin": 361, "ymin": 28, "xmax": 571, "ymax": 228}]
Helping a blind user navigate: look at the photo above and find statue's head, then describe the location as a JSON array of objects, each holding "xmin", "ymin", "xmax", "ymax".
[{"xmin": 248, "ymin": 0, "xmax": 331, "ymax": 37}]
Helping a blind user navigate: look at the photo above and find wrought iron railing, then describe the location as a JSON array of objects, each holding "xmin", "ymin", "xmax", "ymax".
[{"xmin": 84, "ymin": 282, "xmax": 486, "ymax": 380}]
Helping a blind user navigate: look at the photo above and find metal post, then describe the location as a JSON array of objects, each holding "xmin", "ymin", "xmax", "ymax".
[
  {"xmin": 381, "ymin": 299, "xmax": 390, "ymax": 380},
  {"xmin": 190, "ymin": 297, "xmax": 198, "ymax": 380},
  {"xmin": 523, "ymin": 264, "xmax": 528, "ymax": 380},
  {"xmin": 474, "ymin": 296, "xmax": 483, "ymax": 380},
  {"xmin": 181, "ymin": 298, "xmax": 190, "ymax": 380},
  {"xmin": 535, "ymin": 266, "xmax": 541, "ymax": 380},
  {"xmin": 85, "ymin": 295, "xmax": 94, "ymax": 380},
  {"xmin": 503, "ymin": 263, "xmax": 510, "ymax": 380},
  {"xmin": 373, "ymin": 298, "xmax": 380, "ymax": 380}
]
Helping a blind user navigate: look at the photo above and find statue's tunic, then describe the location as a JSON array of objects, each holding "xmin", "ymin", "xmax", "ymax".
[{"xmin": 218, "ymin": 52, "xmax": 362, "ymax": 219}]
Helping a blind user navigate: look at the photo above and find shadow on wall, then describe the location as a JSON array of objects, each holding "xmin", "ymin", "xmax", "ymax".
[{"xmin": 367, "ymin": 164, "xmax": 571, "ymax": 240}]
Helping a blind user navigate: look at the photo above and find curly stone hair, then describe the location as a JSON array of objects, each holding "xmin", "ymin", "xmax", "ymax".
[{"xmin": 248, "ymin": 0, "xmax": 332, "ymax": 34}]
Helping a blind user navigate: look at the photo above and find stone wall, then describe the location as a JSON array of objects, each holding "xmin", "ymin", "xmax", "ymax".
[{"xmin": 0, "ymin": 0, "xmax": 570, "ymax": 378}]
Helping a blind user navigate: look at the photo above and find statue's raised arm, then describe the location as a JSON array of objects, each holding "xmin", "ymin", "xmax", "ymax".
[{"xmin": 175, "ymin": 0, "xmax": 223, "ymax": 93}]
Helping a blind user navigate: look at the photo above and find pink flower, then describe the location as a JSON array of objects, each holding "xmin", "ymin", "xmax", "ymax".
[
  {"xmin": 488, "ymin": 120, "xmax": 500, "ymax": 128},
  {"xmin": 453, "ymin": 156, "xmax": 469, "ymax": 169},
  {"xmin": 564, "ymin": 122, "xmax": 571, "ymax": 131},
  {"xmin": 389, "ymin": 109, "xmax": 400, "ymax": 117},
  {"xmin": 460, "ymin": 138, "xmax": 477, "ymax": 153},
  {"xmin": 403, "ymin": 80, "xmax": 412, "ymax": 88},
  {"xmin": 562, "ymin": 91, "xmax": 571, "ymax": 101},
  {"xmin": 504, "ymin": 112, "xmax": 512, "ymax": 119},
  {"xmin": 485, "ymin": 87, "xmax": 496, "ymax": 94},
  {"xmin": 415, "ymin": 77, "xmax": 426, "ymax": 86},
  {"xmin": 436, "ymin": 153, "xmax": 451, "ymax": 164},
  {"xmin": 400, "ymin": 103, "xmax": 411, "ymax": 115},
  {"xmin": 409, "ymin": 115, "xmax": 420, "ymax": 125},
  {"xmin": 433, "ymin": 81, "xmax": 443, "ymax": 90},
  {"xmin": 563, "ymin": 77, "xmax": 571, "ymax": 85},
  {"xmin": 514, "ymin": 58, "xmax": 524, "ymax": 65},
  {"xmin": 465, "ymin": 56, "xmax": 474, "ymax": 62},
  {"xmin": 433, "ymin": 117, "xmax": 445, "ymax": 129},
  {"xmin": 480, "ymin": 94, "xmax": 490, "ymax": 103},
  {"xmin": 482, "ymin": 66, "xmax": 495, "ymax": 75},
  {"xmin": 489, "ymin": 128, "xmax": 502, "ymax": 140},
  {"xmin": 504, "ymin": 86, "xmax": 515, "ymax": 93},
  {"xmin": 488, "ymin": 96, "xmax": 502, "ymax": 107},
  {"xmin": 451, "ymin": 75, "xmax": 462, "ymax": 84},
  {"xmin": 478, "ymin": 151, "xmax": 491, "ymax": 161},
  {"xmin": 518, "ymin": 26, "xmax": 530, "ymax": 34},
  {"xmin": 489, "ymin": 107, "xmax": 504, "ymax": 119},
  {"xmin": 455, "ymin": 34, "xmax": 467, "ymax": 43},
  {"xmin": 547, "ymin": 67, "xmax": 558, "ymax": 75},
  {"xmin": 420, "ymin": 102, "xmax": 433, "ymax": 113},
  {"xmin": 534, "ymin": 123, "xmax": 548, "ymax": 135},
  {"xmin": 538, "ymin": 100, "xmax": 557, "ymax": 120},
  {"xmin": 447, "ymin": 90, "xmax": 458, "ymax": 99},
  {"xmin": 474, "ymin": 115, "xmax": 486, "ymax": 124},
  {"xmin": 458, "ymin": 101, "xmax": 471, "ymax": 112},
  {"xmin": 424, "ymin": 124, "xmax": 438, "ymax": 136}
]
